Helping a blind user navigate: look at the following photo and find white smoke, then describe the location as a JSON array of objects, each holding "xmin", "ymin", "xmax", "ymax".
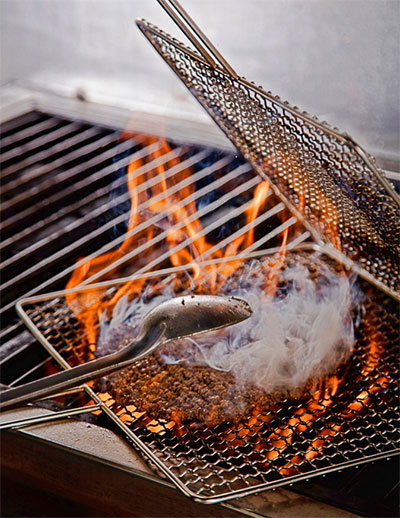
[
  {"xmin": 191, "ymin": 261, "xmax": 357, "ymax": 393},
  {"xmin": 98, "ymin": 256, "xmax": 358, "ymax": 394}
]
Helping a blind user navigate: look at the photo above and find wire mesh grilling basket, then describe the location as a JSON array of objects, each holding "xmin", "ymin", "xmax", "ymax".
[
  {"xmin": 137, "ymin": 0, "xmax": 400, "ymax": 301},
  {"xmin": 15, "ymin": 249, "xmax": 400, "ymax": 502}
]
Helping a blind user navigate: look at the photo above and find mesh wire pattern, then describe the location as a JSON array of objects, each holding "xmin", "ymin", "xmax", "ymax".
[
  {"xmin": 19, "ymin": 252, "xmax": 400, "ymax": 502},
  {"xmin": 137, "ymin": 20, "xmax": 400, "ymax": 300}
]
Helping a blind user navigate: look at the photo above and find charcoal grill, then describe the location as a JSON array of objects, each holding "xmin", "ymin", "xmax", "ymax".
[
  {"xmin": 1, "ymin": 0, "xmax": 399, "ymax": 515},
  {"xmin": 2, "ymin": 110, "xmax": 398, "ymax": 516},
  {"xmin": 1, "ymin": 115, "xmax": 398, "ymax": 514}
]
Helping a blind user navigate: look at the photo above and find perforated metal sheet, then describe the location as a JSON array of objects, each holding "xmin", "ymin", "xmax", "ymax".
[
  {"xmin": 136, "ymin": 19, "xmax": 400, "ymax": 301},
  {"xmin": 18, "ymin": 251, "xmax": 400, "ymax": 503}
]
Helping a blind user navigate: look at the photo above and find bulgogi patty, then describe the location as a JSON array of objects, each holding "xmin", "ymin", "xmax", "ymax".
[
  {"xmin": 103, "ymin": 255, "xmax": 344, "ymax": 427},
  {"xmin": 105, "ymin": 343, "xmax": 273, "ymax": 427}
]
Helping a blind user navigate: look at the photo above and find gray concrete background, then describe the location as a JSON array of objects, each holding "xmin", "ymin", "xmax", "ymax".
[{"xmin": 1, "ymin": 0, "xmax": 399, "ymax": 157}]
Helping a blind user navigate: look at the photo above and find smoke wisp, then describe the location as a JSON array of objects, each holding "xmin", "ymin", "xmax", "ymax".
[{"xmin": 98, "ymin": 256, "xmax": 358, "ymax": 395}]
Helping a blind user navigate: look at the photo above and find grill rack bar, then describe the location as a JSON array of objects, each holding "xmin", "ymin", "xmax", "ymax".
[
  {"xmin": 88, "ymin": 175, "xmax": 262, "ymax": 284},
  {"xmin": 1, "ymin": 120, "xmax": 91, "ymax": 177},
  {"xmin": 1, "ymin": 120, "xmax": 75, "ymax": 166},
  {"xmin": 0, "ymin": 145, "xmax": 194, "ymax": 271},
  {"xmin": 0, "ymin": 145, "xmax": 188, "ymax": 299},
  {"xmin": 0, "ymin": 158, "xmax": 248, "ymax": 303},
  {"xmin": 1, "ymin": 116, "xmax": 62, "ymax": 153},
  {"xmin": 1, "ymin": 128, "xmax": 119, "ymax": 211},
  {"xmin": 0, "ymin": 151, "xmax": 189, "ymax": 316},
  {"xmin": 0, "ymin": 404, "xmax": 102, "ymax": 431},
  {"xmin": 0, "ymin": 111, "xmax": 44, "ymax": 139},
  {"xmin": 1, "ymin": 120, "xmax": 300, "ymax": 318},
  {"xmin": 8, "ymin": 356, "xmax": 61, "ymax": 388},
  {"xmin": 0, "ymin": 331, "xmax": 36, "ymax": 364},
  {"xmin": 1, "ymin": 127, "xmax": 117, "ymax": 196},
  {"xmin": 0, "ymin": 138, "xmax": 149, "ymax": 234}
]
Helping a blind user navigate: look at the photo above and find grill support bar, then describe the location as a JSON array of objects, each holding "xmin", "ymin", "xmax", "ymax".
[
  {"xmin": 0, "ymin": 404, "xmax": 101, "ymax": 430},
  {"xmin": 1, "ymin": 129, "xmax": 117, "ymax": 196}
]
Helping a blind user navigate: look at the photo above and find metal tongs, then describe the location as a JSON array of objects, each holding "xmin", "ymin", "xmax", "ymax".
[{"xmin": 0, "ymin": 295, "xmax": 252, "ymax": 411}]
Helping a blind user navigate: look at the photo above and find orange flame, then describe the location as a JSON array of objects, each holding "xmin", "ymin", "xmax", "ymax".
[
  {"xmin": 66, "ymin": 134, "xmax": 283, "ymax": 347},
  {"xmin": 270, "ymin": 311, "xmax": 388, "ymax": 476}
]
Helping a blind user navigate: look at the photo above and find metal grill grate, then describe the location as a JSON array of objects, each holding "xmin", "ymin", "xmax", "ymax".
[
  {"xmin": 16, "ymin": 252, "xmax": 400, "ymax": 503},
  {"xmin": 2, "ymin": 1, "xmax": 399, "ymax": 508},
  {"xmin": 136, "ymin": 18, "xmax": 400, "ymax": 301},
  {"xmin": 0, "ymin": 110, "xmax": 306, "ymax": 385}
]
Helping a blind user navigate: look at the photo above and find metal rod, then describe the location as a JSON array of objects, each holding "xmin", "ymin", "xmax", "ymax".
[
  {"xmin": 107, "ymin": 176, "xmax": 262, "ymax": 282},
  {"xmin": 196, "ymin": 202, "xmax": 285, "ymax": 261},
  {"xmin": 76, "ymin": 165, "xmax": 257, "ymax": 285},
  {"xmin": 7, "ymin": 356, "xmax": 57, "ymax": 388},
  {"xmin": 156, "ymin": 0, "xmax": 238, "ymax": 78},
  {"xmin": 168, "ymin": 0, "xmax": 238, "ymax": 77},
  {"xmin": 240, "ymin": 217, "xmax": 298, "ymax": 255},
  {"xmin": 15, "ymin": 243, "xmax": 319, "ymax": 307},
  {"xmin": 342, "ymin": 135, "xmax": 400, "ymax": 207},
  {"xmin": 1, "ymin": 146, "xmax": 197, "ymax": 270},
  {"xmin": 0, "ymin": 339, "xmax": 35, "ymax": 367},
  {"xmin": 0, "ymin": 145, "xmax": 189, "ymax": 297},
  {"xmin": 21, "ymin": 156, "xmax": 246, "ymax": 292},
  {"xmin": 40, "ymin": 387, "xmax": 89, "ymax": 398},
  {"xmin": 0, "ymin": 404, "xmax": 101, "ymax": 430},
  {"xmin": 1, "ymin": 128, "xmax": 112, "ymax": 209},
  {"xmin": 0, "ymin": 147, "xmax": 222, "ymax": 312},
  {"xmin": 1, "ymin": 121, "xmax": 86, "ymax": 175},
  {"xmin": 0, "ymin": 139, "xmax": 154, "ymax": 233},
  {"xmin": 0, "ymin": 320, "xmax": 27, "ymax": 342},
  {"xmin": 255, "ymin": 229, "xmax": 311, "ymax": 253},
  {"xmin": 0, "ymin": 111, "xmax": 43, "ymax": 140},
  {"xmin": 155, "ymin": 0, "xmax": 216, "ymax": 69},
  {"xmin": 1, "ymin": 117, "xmax": 61, "ymax": 152},
  {"xmin": 1, "ymin": 120, "xmax": 78, "ymax": 165},
  {"xmin": 1, "ymin": 128, "xmax": 117, "ymax": 196}
]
